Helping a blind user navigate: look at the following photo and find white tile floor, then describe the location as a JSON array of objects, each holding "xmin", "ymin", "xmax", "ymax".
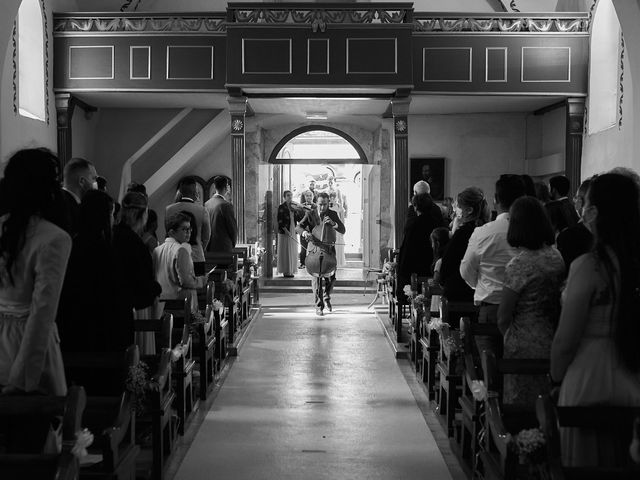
[{"xmin": 173, "ymin": 300, "xmax": 453, "ymax": 480}]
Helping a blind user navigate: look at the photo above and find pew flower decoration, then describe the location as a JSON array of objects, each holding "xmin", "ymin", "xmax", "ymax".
[
  {"xmin": 470, "ymin": 380, "xmax": 488, "ymax": 402},
  {"xmin": 212, "ymin": 299, "xmax": 224, "ymax": 314},
  {"xmin": 427, "ymin": 317, "xmax": 450, "ymax": 333},
  {"xmin": 403, "ymin": 284, "xmax": 414, "ymax": 299},
  {"xmin": 382, "ymin": 261, "xmax": 397, "ymax": 276},
  {"xmin": 126, "ymin": 360, "xmax": 150, "ymax": 415},
  {"xmin": 171, "ymin": 343, "xmax": 186, "ymax": 362},
  {"xmin": 509, "ymin": 428, "xmax": 547, "ymax": 475},
  {"xmin": 413, "ymin": 294, "xmax": 427, "ymax": 311},
  {"xmin": 71, "ymin": 428, "xmax": 94, "ymax": 460}
]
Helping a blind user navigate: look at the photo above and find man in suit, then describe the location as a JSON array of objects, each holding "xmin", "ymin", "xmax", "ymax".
[
  {"xmin": 407, "ymin": 180, "xmax": 444, "ymax": 227},
  {"xmin": 166, "ymin": 177, "xmax": 211, "ymax": 281},
  {"xmin": 295, "ymin": 192, "xmax": 346, "ymax": 316},
  {"xmin": 62, "ymin": 157, "xmax": 98, "ymax": 236},
  {"xmin": 205, "ymin": 176, "xmax": 238, "ymax": 253},
  {"xmin": 299, "ymin": 179, "xmax": 318, "ymax": 204},
  {"xmin": 556, "ymin": 177, "xmax": 594, "ymax": 273},
  {"xmin": 546, "ymin": 175, "xmax": 579, "ymax": 234}
]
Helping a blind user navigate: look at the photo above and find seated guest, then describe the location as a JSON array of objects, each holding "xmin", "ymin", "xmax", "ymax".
[
  {"xmin": 154, "ymin": 212, "xmax": 199, "ymax": 312},
  {"xmin": 61, "ymin": 157, "xmax": 99, "ymax": 236},
  {"xmin": 430, "ymin": 227, "xmax": 450, "ymax": 285},
  {"xmin": 534, "ymin": 181, "xmax": 551, "ymax": 204},
  {"xmin": 58, "ymin": 190, "xmax": 118, "ymax": 352},
  {"xmin": 460, "ymin": 175, "xmax": 525, "ymax": 322},
  {"xmin": 142, "ymin": 208, "xmax": 159, "ymax": 254},
  {"xmin": 497, "ymin": 196, "xmax": 564, "ymax": 406},
  {"xmin": 551, "ymin": 172, "xmax": 640, "ymax": 467},
  {"xmin": 0, "ymin": 149, "xmax": 70, "ymax": 395},
  {"xmin": 556, "ymin": 177, "xmax": 594, "ymax": 273},
  {"xmin": 112, "ymin": 192, "xmax": 161, "ymax": 350},
  {"xmin": 440, "ymin": 187, "xmax": 489, "ymax": 302},
  {"xmin": 546, "ymin": 175, "xmax": 579, "ymax": 235},
  {"xmin": 397, "ymin": 193, "xmax": 444, "ymax": 300}
]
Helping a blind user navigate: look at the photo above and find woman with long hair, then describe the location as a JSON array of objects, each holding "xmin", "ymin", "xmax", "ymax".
[
  {"xmin": 551, "ymin": 172, "xmax": 640, "ymax": 466},
  {"xmin": 0, "ymin": 148, "xmax": 70, "ymax": 395},
  {"xmin": 58, "ymin": 190, "xmax": 117, "ymax": 352},
  {"xmin": 439, "ymin": 187, "xmax": 490, "ymax": 302}
]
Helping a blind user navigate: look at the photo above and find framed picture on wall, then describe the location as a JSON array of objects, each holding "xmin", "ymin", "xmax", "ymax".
[{"xmin": 410, "ymin": 157, "xmax": 445, "ymax": 201}]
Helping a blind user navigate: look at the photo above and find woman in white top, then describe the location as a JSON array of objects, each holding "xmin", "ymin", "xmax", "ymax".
[
  {"xmin": 329, "ymin": 192, "xmax": 347, "ymax": 268},
  {"xmin": 0, "ymin": 149, "xmax": 71, "ymax": 396},
  {"xmin": 153, "ymin": 212, "xmax": 199, "ymax": 313}
]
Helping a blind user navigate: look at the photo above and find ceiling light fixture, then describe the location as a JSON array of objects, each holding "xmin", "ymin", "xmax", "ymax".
[{"xmin": 305, "ymin": 111, "xmax": 328, "ymax": 120}]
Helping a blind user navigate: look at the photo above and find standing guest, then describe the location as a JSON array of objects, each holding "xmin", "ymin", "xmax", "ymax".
[
  {"xmin": 546, "ymin": 175, "xmax": 579, "ymax": 234},
  {"xmin": 154, "ymin": 212, "xmax": 199, "ymax": 310},
  {"xmin": 126, "ymin": 182, "xmax": 147, "ymax": 197},
  {"xmin": 397, "ymin": 193, "xmax": 444, "ymax": 301},
  {"xmin": 61, "ymin": 157, "xmax": 98, "ymax": 236},
  {"xmin": 298, "ymin": 191, "xmax": 316, "ymax": 268},
  {"xmin": 460, "ymin": 175, "xmax": 525, "ymax": 323},
  {"xmin": 440, "ymin": 187, "xmax": 489, "ymax": 302},
  {"xmin": 329, "ymin": 192, "xmax": 347, "ymax": 268},
  {"xmin": 440, "ymin": 197, "xmax": 454, "ymax": 225},
  {"xmin": 58, "ymin": 190, "xmax": 118, "ymax": 352},
  {"xmin": 112, "ymin": 192, "xmax": 162, "ymax": 350},
  {"xmin": 166, "ymin": 177, "xmax": 211, "ymax": 281},
  {"xmin": 0, "ymin": 148, "xmax": 70, "ymax": 396},
  {"xmin": 556, "ymin": 177, "xmax": 594, "ymax": 273},
  {"xmin": 551, "ymin": 173, "xmax": 640, "ymax": 467},
  {"xmin": 408, "ymin": 180, "xmax": 445, "ymax": 226},
  {"xmin": 205, "ymin": 176, "xmax": 237, "ymax": 253},
  {"xmin": 430, "ymin": 227, "xmax": 450, "ymax": 285},
  {"xmin": 296, "ymin": 192, "xmax": 345, "ymax": 316},
  {"xmin": 497, "ymin": 196, "xmax": 564, "ymax": 406},
  {"xmin": 277, "ymin": 191, "xmax": 304, "ymax": 278},
  {"xmin": 299, "ymin": 179, "xmax": 318, "ymax": 204},
  {"xmin": 142, "ymin": 209, "xmax": 159, "ymax": 255},
  {"xmin": 534, "ymin": 181, "xmax": 551, "ymax": 205},
  {"xmin": 520, "ymin": 174, "xmax": 536, "ymax": 197}
]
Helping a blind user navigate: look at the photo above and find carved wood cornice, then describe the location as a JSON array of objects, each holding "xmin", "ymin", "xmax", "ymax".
[{"xmin": 412, "ymin": 13, "xmax": 589, "ymax": 33}]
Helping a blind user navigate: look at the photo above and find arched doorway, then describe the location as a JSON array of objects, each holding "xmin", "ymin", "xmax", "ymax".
[{"xmin": 266, "ymin": 126, "xmax": 380, "ymax": 279}]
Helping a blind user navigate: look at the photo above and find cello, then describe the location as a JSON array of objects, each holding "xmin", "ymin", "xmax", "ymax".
[{"xmin": 305, "ymin": 216, "xmax": 338, "ymax": 279}]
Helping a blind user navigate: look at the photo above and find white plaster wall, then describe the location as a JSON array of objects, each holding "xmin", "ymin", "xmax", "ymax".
[{"xmin": 408, "ymin": 113, "xmax": 527, "ymax": 202}]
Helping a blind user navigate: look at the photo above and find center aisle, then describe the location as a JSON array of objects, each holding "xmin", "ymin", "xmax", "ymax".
[{"xmin": 174, "ymin": 300, "xmax": 453, "ymax": 480}]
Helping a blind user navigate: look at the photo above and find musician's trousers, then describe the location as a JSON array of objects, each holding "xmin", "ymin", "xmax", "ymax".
[
  {"xmin": 299, "ymin": 236, "xmax": 308, "ymax": 266},
  {"xmin": 312, "ymin": 274, "xmax": 335, "ymax": 308}
]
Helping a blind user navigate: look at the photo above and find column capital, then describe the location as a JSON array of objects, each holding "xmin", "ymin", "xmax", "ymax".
[
  {"xmin": 390, "ymin": 97, "xmax": 411, "ymax": 117},
  {"xmin": 55, "ymin": 93, "xmax": 75, "ymax": 128},
  {"xmin": 227, "ymin": 96, "xmax": 248, "ymax": 116}
]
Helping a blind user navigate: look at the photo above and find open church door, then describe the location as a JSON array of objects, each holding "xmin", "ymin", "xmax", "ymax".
[{"xmin": 362, "ymin": 164, "xmax": 381, "ymax": 270}]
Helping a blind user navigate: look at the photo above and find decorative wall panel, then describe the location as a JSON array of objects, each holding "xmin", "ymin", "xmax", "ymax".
[
  {"xmin": 167, "ymin": 46, "xmax": 214, "ymax": 80},
  {"xmin": 69, "ymin": 45, "xmax": 114, "ymax": 80},
  {"xmin": 130, "ymin": 46, "xmax": 150, "ymax": 80},
  {"xmin": 242, "ymin": 39, "xmax": 292, "ymax": 74},
  {"xmin": 423, "ymin": 47, "xmax": 471, "ymax": 82},
  {"xmin": 346, "ymin": 38, "xmax": 397, "ymax": 74},
  {"xmin": 521, "ymin": 46, "xmax": 570, "ymax": 82},
  {"xmin": 307, "ymin": 38, "xmax": 329, "ymax": 75},
  {"xmin": 485, "ymin": 47, "xmax": 507, "ymax": 82}
]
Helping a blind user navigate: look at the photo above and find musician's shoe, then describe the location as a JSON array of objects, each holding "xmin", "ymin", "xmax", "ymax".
[
  {"xmin": 283, "ymin": 274, "xmax": 294, "ymax": 278},
  {"xmin": 324, "ymin": 301, "xmax": 332, "ymax": 312},
  {"xmin": 315, "ymin": 307, "xmax": 324, "ymax": 316}
]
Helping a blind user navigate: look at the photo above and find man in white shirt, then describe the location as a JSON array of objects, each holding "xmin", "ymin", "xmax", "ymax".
[{"xmin": 460, "ymin": 175, "xmax": 525, "ymax": 323}]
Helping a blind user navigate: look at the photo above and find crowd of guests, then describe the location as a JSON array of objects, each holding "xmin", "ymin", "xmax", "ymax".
[
  {"xmin": 398, "ymin": 171, "xmax": 640, "ymax": 467},
  {"xmin": 0, "ymin": 148, "xmax": 239, "ymax": 398}
]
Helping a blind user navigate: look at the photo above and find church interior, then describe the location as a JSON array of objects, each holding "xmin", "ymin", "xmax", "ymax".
[{"xmin": 1, "ymin": 0, "xmax": 640, "ymax": 479}]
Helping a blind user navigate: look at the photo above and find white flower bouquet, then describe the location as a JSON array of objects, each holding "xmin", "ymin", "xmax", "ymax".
[{"xmin": 470, "ymin": 380, "xmax": 488, "ymax": 402}]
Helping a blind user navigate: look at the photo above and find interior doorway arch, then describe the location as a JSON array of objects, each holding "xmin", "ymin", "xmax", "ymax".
[{"xmin": 268, "ymin": 125, "xmax": 369, "ymax": 164}]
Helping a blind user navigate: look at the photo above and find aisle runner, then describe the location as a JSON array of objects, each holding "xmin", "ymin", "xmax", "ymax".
[{"xmin": 174, "ymin": 305, "xmax": 453, "ymax": 480}]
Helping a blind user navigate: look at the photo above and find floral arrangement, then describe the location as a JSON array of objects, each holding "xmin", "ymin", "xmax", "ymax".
[
  {"xmin": 470, "ymin": 380, "xmax": 488, "ymax": 402},
  {"xmin": 126, "ymin": 361, "xmax": 150, "ymax": 415},
  {"xmin": 508, "ymin": 428, "xmax": 547, "ymax": 475},
  {"xmin": 71, "ymin": 429, "xmax": 94, "ymax": 460},
  {"xmin": 427, "ymin": 317, "xmax": 450, "ymax": 334},
  {"xmin": 403, "ymin": 284, "xmax": 414, "ymax": 300},
  {"xmin": 413, "ymin": 294, "xmax": 427, "ymax": 311},
  {"xmin": 443, "ymin": 335, "xmax": 462, "ymax": 355},
  {"xmin": 382, "ymin": 261, "xmax": 397, "ymax": 276},
  {"xmin": 212, "ymin": 299, "xmax": 224, "ymax": 314},
  {"xmin": 171, "ymin": 343, "xmax": 186, "ymax": 362}
]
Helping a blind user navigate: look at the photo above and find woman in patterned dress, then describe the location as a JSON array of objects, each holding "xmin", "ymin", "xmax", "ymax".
[{"xmin": 497, "ymin": 196, "xmax": 565, "ymax": 406}]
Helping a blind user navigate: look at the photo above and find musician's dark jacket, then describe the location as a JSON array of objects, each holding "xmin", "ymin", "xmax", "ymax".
[
  {"xmin": 295, "ymin": 208, "xmax": 345, "ymax": 253},
  {"xmin": 277, "ymin": 202, "xmax": 305, "ymax": 235}
]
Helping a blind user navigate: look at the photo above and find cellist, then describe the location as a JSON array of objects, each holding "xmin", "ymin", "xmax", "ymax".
[{"xmin": 295, "ymin": 192, "xmax": 346, "ymax": 316}]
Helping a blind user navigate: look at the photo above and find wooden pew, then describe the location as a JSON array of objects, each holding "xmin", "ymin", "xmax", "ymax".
[
  {"xmin": 160, "ymin": 298, "xmax": 196, "ymax": 436},
  {"xmin": 0, "ymin": 386, "xmax": 85, "ymax": 480},
  {"xmin": 206, "ymin": 253, "xmax": 242, "ymax": 348},
  {"xmin": 457, "ymin": 318, "xmax": 503, "ymax": 473},
  {"xmin": 63, "ymin": 346, "xmax": 141, "ymax": 480},
  {"xmin": 195, "ymin": 282, "xmax": 217, "ymax": 399},
  {"xmin": 536, "ymin": 395, "xmax": 640, "ymax": 480},
  {"xmin": 408, "ymin": 274, "xmax": 430, "ymax": 372},
  {"xmin": 435, "ymin": 322, "xmax": 464, "ymax": 437},
  {"xmin": 479, "ymin": 350, "xmax": 550, "ymax": 480}
]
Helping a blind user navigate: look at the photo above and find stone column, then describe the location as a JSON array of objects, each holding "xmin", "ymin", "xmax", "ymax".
[
  {"xmin": 391, "ymin": 98, "xmax": 411, "ymax": 248},
  {"xmin": 55, "ymin": 93, "xmax": 75, "ymax": 170},
  {"xmin": 229, "ymin": 96, "xmax": 247, "ymax": 243},
  {"xmin": 565, "ymin": 98, "xmax": 585, "ymax": 194}
]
